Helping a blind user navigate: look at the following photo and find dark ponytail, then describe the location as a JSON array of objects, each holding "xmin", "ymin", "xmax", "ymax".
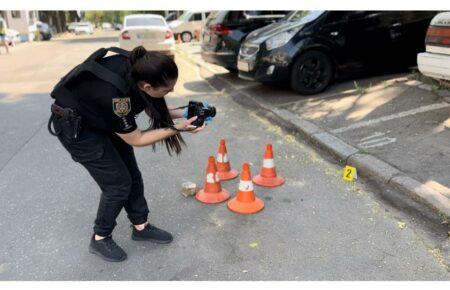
[{"xmin": 129, "ymin": 46, "xmax": 185, "ymax": 156}]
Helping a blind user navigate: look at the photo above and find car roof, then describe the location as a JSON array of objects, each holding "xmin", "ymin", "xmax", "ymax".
[
  {"xmin": 431, "ymin": 12, "xmax": 450, "ymax": 26},
  {"xmin": 125, "ymin": 14, "xmax": 165, "ymax": 20},
  {"xmin": 184, "ymin": 10, "xmax": 207, "ymax": 14}
]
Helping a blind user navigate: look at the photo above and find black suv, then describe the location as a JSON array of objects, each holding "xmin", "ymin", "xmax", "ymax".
[
  {"xmin": 201, "ymin": 11, "xmax": 287, "ymax": 72},
  {"xmin": 238, "ymin": 11, "xmax": 437, "ymax": 94}
]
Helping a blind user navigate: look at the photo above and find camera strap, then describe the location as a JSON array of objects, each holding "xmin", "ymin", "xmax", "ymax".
[{"xmin": 168, "ymin": 105, "xmax": 189, "ymax": 110}]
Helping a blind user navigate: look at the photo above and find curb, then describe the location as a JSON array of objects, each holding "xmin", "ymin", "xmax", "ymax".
[{"xmin": 176, "ymin": 47, "xmax": 450, "ymax": 219}]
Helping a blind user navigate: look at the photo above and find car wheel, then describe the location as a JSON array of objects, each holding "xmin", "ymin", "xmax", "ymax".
[
  {"xmin": 290, "ymin": 50, "xmax": 333, "ymax": 95},
  {"xmin": 181, "ymin": 32, "xmax": 192, "ymax": 43}
]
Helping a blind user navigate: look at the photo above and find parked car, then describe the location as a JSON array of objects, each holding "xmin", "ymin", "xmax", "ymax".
[
  {"xmin": 74, "ymin": 22, "xmax": 94, "ymax": 35},
  {"xmin": 114, "ymin": 23, "xmax": 123, "ymax": 31},
  {"xmin": 417, "ymin": 12, "xmax": 450, "ymax": 81},
  {"xmin": 102, "ymin": 22, "xmax": 113, "ymax": 30},
  {"xmin": 169, "ymin": 11, "xmax": 210, "ymax": 42},
  {"xmin": 67, "ymin": 22, "xmax": 77, "ymax": 32},
  {"xmin": 119, "ymin": 14, "xmax": 175, "ymax": 57},
  {"xmin": 165, "ymin": 12, "xmax": 179, "ymax": 22},
  {"xmin": 36, "ymin": 21, "xmax": 52, "ymax": 40},
  {"xmin": 201, "ymin": 11, "xmax": 287, "ymax": 72},
  {"xmin": 238, "ymin": 11, "xmax": 437, "ymax": 95}
]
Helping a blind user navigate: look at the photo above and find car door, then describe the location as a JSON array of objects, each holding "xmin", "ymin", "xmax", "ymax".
[
  {"xmin": 387, "ymin": 12, "xmax": 438, "ymax": 64},
  {"xmin": 339, "ymin": 11, "xmax": 393, "ymax": 71},
  {"xmin": 316, "ymin": 12, "xmax": 351, "ymax": 67}
]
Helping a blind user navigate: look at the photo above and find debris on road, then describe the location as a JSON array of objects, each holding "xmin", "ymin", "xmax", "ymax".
[
  {"xmin": 181, "ymin": 181, "xmax": 198, "ymax": 197},
  {"xmin": 398, "ymin": 222, "xmax": 407, "ymax": 229},
  {"xmin": 249, "ymin": 242, "xmax": 258, "ymax": 248}
]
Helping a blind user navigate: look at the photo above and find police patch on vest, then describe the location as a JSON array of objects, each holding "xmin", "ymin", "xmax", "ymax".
[{"xmin": 112, "ymin": 98, "xmax": 131, "ymax": 117}]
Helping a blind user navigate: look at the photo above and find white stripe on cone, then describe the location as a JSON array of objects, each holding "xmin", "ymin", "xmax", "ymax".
[
  {"xmin": 206, "ymin": 173, "xmax": 220, "ymax": 183},
  {"xmin": 217, "ymin": 153, "xmax": 229, "ymax": 163},
  {"xmin": 263, "ymin": 159, "xmax": 275, "ymax": 168},
  {"xmin": 238, "ymin": 180, "xmax": 254, "ymax": 192}
]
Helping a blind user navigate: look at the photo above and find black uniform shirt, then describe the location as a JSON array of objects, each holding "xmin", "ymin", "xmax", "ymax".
[{"xmin": 72, "ymin": 55, "xmax": 147, "ymax": 134}]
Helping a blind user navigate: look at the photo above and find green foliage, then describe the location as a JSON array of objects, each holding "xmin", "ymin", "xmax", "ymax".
[{"xmin": 84, "ymin": 11, "xmax": 167, "ymax": 25}]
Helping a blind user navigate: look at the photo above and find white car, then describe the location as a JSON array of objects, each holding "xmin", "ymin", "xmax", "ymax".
[
  {"xmin": 102, "ymin": 22, "xmax": 113, "ymax": 30},
  {"xmin": 119, "ymin": 14, "xmax": 175, "ymax": 57},
  {"xmin": 169, "ymin": 11, "xmax": 210, "ymax": 42},
  {"xmin": 417, "ymin": 12, "xmax": 450, "ymax": 81},
  {"xmin": 74, "ymin": 22, "xmax": 94, "ymax": 35},
  {"xmin": 5, "ymin": 29, "xmax": 20, "ymax": 45}
]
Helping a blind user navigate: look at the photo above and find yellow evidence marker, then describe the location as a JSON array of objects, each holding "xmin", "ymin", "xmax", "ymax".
[{"xmin": 343, "ymin": 165, "xmax": 357, "ymax": 181}]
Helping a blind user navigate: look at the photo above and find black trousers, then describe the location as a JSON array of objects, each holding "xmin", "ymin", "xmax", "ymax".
[{"xmin": 56, "ymin": 122, "xmax": 149, "ymax": 237}]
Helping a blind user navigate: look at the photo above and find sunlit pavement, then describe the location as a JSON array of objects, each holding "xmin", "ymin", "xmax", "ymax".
[{"xmin": 0, "ymin": 33, "xmax": 449, "ymax": 280}]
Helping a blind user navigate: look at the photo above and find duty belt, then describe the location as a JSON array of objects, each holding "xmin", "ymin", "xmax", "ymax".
[{"xmin": 48, "ymin": 103, "xmax": 82, "ymax": 139}]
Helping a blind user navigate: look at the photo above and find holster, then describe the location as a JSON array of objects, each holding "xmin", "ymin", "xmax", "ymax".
[{"xmin": 48, "ymin": 103, "xmax": 82, "ymax": 140}]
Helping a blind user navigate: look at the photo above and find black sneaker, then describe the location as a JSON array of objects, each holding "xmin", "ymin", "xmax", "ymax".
[
  {"xmin": 131, "ymin": 223, "xmax": 173, "ymax": 244},
  {"xmin": 88, "ymin": 235, "xmax": 127, "ymax": 262}
]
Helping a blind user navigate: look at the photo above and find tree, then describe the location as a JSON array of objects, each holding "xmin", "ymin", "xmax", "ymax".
[{"xmin": 84, "ymin": 11, "xmax": 167, "ymax": 25}]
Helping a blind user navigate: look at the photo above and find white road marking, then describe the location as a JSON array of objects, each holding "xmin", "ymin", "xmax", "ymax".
[
  {"xmin": 358, "ymin": 131, "xmax": 397, "ymax": 148},
  {"xmin": 358, "ymin": 136, "xmax": 397, "ymax": 149},
  {"xmin": 331, "ymin": 102, "xmax": 450, "ymax": 134},
  {"xmin": 359, "ymin": 131, "xmax": 386, "ymax": 141}
]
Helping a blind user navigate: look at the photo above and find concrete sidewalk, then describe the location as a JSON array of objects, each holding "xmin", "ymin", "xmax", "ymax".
[{"xmin": 176, "ymin": 42, "xmax": 450, "ymax": 219}]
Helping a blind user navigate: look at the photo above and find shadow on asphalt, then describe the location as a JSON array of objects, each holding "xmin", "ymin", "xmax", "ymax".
[
  {"xmin": 183, "ymin": 80, "xmax": 215, "ymax": 93},
  {"xmin": 53, "ymin": 36, "xmax": 119, "ymax": 44}
]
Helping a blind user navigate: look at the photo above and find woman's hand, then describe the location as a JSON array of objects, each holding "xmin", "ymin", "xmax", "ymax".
[{"xmin": 174, "ymin": 116, "xmax": 205, "ymax": 133}]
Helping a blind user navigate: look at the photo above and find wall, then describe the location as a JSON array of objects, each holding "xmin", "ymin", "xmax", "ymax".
[{"xmin": 3, "ymin": 10, "xmax": 38, "ymax": 42}]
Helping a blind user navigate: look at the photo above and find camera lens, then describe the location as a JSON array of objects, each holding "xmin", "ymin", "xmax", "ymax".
[{"xmin": 209, "ymin": 107, "xmax": 216, "ymax": 118}]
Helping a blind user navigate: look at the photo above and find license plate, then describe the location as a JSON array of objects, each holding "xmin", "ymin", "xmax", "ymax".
[
  {"xmin": 237, "ymin": 60, "xmax": 250, "ymax": 72},
  {"xmin": 137, "ymin": 33, "xmax": 156, "ymax": 39}
]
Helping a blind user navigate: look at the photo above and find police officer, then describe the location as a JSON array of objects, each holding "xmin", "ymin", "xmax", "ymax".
[{"xmin": 49, "ymin": 46, "xmax": 207, "ymax": 262}]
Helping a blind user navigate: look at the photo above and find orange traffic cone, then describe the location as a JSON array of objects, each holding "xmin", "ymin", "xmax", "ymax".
[
  {"xmin": 216, "ymin": 139, "xmax": 238, "ymax": 181},
  {"xmin": 253, "ymin": 144, "xmax": 285, "ymax": 187},
  {"xmin": 196, "ymin": 156, "xmax": 230, "ymax": 204},
  {"xmin": 227, "ymin": 163, "xmax": 264, "ymax": 214}
]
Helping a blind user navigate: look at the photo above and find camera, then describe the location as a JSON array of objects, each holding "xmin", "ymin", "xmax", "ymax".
[{"xmin": 187, "ymin": 101, "xmax": 216, "ymax": 127}]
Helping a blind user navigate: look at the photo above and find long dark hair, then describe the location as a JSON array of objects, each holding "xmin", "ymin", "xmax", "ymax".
[{"xmin": 129, "ymin": 46, "xmax": 185, "ymax": 155}]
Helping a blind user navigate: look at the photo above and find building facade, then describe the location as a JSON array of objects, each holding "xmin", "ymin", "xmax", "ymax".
[{"xmin": 0, "ymin": 10, "xmax": 39, "ymax": 42}]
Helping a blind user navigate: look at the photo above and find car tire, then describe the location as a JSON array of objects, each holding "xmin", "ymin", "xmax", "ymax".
[
  {"xmin": 225, "ymin": 67, "xmax": 238, "ymax": 73},
  {"xmin": 181, "ymin": 32, "xmax": 192, "ymax": 43},
  {"xmin": 290, "ymin": 50, "xmax": 333, "ymax": 95}
]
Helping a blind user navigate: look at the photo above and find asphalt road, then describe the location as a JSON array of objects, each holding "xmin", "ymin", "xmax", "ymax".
[{"xmin": 0, "ymin": 32, "xmax": 449, "ymax": 280}]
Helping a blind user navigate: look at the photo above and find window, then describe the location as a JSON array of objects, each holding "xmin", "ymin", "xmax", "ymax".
[
  {"xmin": 324, "ymin": 12, "xmax": 351, "ymax": 25},
  {"xmin": 11, "ymin": 11, "xmax": 21, "ymax": 18},
  {"xmin": 125, "ymin": 17, "xmax": 165, "ymax": 27},
  {"xmin": 191, "ymin": 13, "xmax": 202, "ymax": 21},
  {"xmin": 225, "ymin": 11, "xmax": 245, "ymax": 25}
]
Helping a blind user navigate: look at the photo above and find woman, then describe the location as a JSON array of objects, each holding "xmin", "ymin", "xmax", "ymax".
[
  {"xmin": 50, "ymin": 46, "xmax": 205, "ymax": 262},
  {"xmin": 0, "ymin": 17, "xmax": 9, "ymax": 55}
]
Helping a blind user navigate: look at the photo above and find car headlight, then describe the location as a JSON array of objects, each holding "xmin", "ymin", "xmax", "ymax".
[{"xmin": 265, "ymin": 29, "xmax": 298, "ymax": 51}]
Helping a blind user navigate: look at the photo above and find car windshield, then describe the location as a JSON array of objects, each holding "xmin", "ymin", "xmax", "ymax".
[
  {"xmin": 285, "ymin": 10, "xmax": 324, "ymax": 23},
  {"xmin": 126, "ymin": 17, "xmax": 165, "ymax": 27}
]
